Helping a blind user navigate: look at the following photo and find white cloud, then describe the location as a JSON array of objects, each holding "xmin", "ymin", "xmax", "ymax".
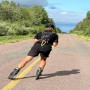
[
  {"xmin": 61, "ymin": 11, "xmax": 67, "ymax": 15},
  {"xmin": 46, "ymin": 9, "xmax": 86, "ymax": 24},
  {"xmin": 45, "ymin": 9, "xmax": 87, "ymax": 32}
]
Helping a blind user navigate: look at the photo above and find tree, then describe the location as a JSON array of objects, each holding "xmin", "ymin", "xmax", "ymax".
[
  {"xmin": 29, "ymin": 5, "xmax": 50, "ymax": 25},
  {"xmin": 70, "ymin": 11, "xmax": 90, "ymax": 36},
  {"xmin": 0, "ymin": 1, "xmax": 61, "ymax": 36}
]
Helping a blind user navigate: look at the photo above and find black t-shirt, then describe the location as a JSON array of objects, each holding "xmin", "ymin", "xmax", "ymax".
[{"xmin": 34, "ymin": 30, "xmax": 58, "ymax": 51}]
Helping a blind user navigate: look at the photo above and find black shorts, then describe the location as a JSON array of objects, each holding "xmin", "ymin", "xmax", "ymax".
[{"xmin": 27, "ymin": 43, "xmax": 51, "ymax": 57}]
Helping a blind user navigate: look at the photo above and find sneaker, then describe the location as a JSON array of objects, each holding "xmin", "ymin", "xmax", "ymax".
[
  {"xmin": 36, "ymin": 68, "xmax": 43, "ymax": 80},
  {"xmin": 8, "ymin": 68, "xmax": 20, "ymax": 80}
]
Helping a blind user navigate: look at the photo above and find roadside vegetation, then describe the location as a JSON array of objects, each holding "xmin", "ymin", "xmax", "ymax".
[
  {"xmin": 0, "ymin": 0, "xmax": 61, "ymax": 44},
  {"xmin": 73, "ymin": 34, "xmax": 90, "ymax": 43},
  {"xmin": 70, "ymin": 11, "xmax": 90, "ymax": 42},
  {"xmin": 0, "ymin": 34, "xmax": 35, "ymax": 44}
]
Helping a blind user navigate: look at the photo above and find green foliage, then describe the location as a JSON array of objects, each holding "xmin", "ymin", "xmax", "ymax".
[
  {"xmin": 55, "ymin": 27, "xmax": 62, "ymax": 33},
  {"xmin": 0, "ymin": 35, "xmax": 34, "ymax": 44},
  {"xmin": 0, "ymin": 0, "xmax": 61, "ymax": 37},
  {"xmin": 86, "ymin": 11, "xmax": 90, "ymax": 19},
  {"xmin": 29, "ymin": 5, "xmax": 49, "ymax": 25},
  {"xmin": 15, "ymin": 26, "xmax": 29, "ymax": 35},
  {"xmin": 0, "ymin": 23, "xmax": 8, "ymax": 36},
  {"xmin": 70, "ymin": 11, "xmax": 90, "ymax": 36}
]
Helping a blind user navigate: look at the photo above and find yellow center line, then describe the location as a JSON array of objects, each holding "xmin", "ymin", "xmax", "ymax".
[{"xmin": 2, "ymin": 57, "xmax": 40, "ymax": 90}]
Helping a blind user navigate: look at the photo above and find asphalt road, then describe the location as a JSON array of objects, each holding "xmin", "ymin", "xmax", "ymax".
[{"xmin": 0, "ymin": 34, "xmax": 90, "ymax": 90}]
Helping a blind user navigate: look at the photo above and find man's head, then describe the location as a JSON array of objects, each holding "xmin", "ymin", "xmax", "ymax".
[{"xmin": 45, "ymin": 23, "xmax": 55, "ymax": 30}]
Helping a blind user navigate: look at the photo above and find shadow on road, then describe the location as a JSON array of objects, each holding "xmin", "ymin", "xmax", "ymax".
[
  {"xmin": 14, "ymin": 69, "xmax": 80, "ymax": 80},
  {"xmin": 40, "ymin": 69, "xmax": 80, "ymax": 79}
]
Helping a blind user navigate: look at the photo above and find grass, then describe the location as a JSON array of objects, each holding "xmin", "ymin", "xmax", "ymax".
[
  {"xmin": 73, "ymin": 34, "xmax": 90, "ymax": 43},
  {"xmin": 0, "ymin": 34, "xmax": 34, "ymax": 44}
]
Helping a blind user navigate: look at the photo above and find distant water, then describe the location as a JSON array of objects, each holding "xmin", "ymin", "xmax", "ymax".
[{"xmin": 56, "ymin": 22, "xmax": 77, "ymax": 33}]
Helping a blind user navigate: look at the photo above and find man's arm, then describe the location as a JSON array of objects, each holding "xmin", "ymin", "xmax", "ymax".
[
  {"xmin": 34, "ymin": 32, "xmax": 41, "ymax": 43},
  {"xmin": 53, "ymin": 34, "xmax": 58, "ymax": 47}
]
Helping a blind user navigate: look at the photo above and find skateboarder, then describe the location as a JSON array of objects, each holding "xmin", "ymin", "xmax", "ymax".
[{"xmin": 8, "ymin": 23, "xmax": 59, "ymax": 80}]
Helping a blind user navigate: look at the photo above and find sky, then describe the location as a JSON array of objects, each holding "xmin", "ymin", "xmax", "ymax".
[
  {"xmin": 0, "ymin": 0, "xmax": 90, "ymax": 32},
  {"xmin": 45, "ymin": 0, "xmax": 90, "ymax": 32}
]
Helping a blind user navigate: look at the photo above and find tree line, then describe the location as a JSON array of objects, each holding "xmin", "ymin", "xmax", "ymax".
[
  {"xmin": 70, "ymin": 11, "xmax": 90, "ymax": 36},
  {"xmin": 0, "ymin": 0, "xmax": 61, "ymax": 36}
]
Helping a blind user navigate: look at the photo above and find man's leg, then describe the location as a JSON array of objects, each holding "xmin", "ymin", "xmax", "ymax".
[
  {"xmin": 36, "ymin": 50, "xmax": 51, "ymax": 80},
  {"xmin": 18, "ymin": 56, "xmax": 34, "ymax": 69},
  {"xmin": 39, "ymin": 57, "xmax": 47, "ymax": 69},
  {"xmin": 38, "ymin": 50, "xmax": 51, "ymax": 69},
  {"xmin": 36, "ymin": 56, "xmax": 47, "ymax": 80},
  {"xmin": 8, "ymin": 56, "xmax": 33, "ymax": 79}
]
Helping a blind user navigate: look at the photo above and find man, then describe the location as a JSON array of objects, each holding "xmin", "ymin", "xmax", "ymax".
[{"xmin": 8, "ymin": 23, "xmax": 59, "ymax": 80}]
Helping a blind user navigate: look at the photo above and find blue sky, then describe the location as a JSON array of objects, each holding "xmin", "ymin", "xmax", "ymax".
[
  {"xmin": 0, "ymin": 0, "xmax": 90, "ymax": 32},
  {"xmin": 46, "ymin": 0, "xmax": 90, "ymax": 32}
]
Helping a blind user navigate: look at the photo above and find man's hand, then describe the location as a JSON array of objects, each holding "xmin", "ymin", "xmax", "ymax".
[
  {"xmin": 34, "ymin": 39, "xmax": 39, "ymax": 43},
  {"xmin": 34, "ymin": 39, "xmax": 42, "ymax": 43},
  {"xmin": 53, "ymin": 42, "xmax": 58, "ymax": 47}
]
